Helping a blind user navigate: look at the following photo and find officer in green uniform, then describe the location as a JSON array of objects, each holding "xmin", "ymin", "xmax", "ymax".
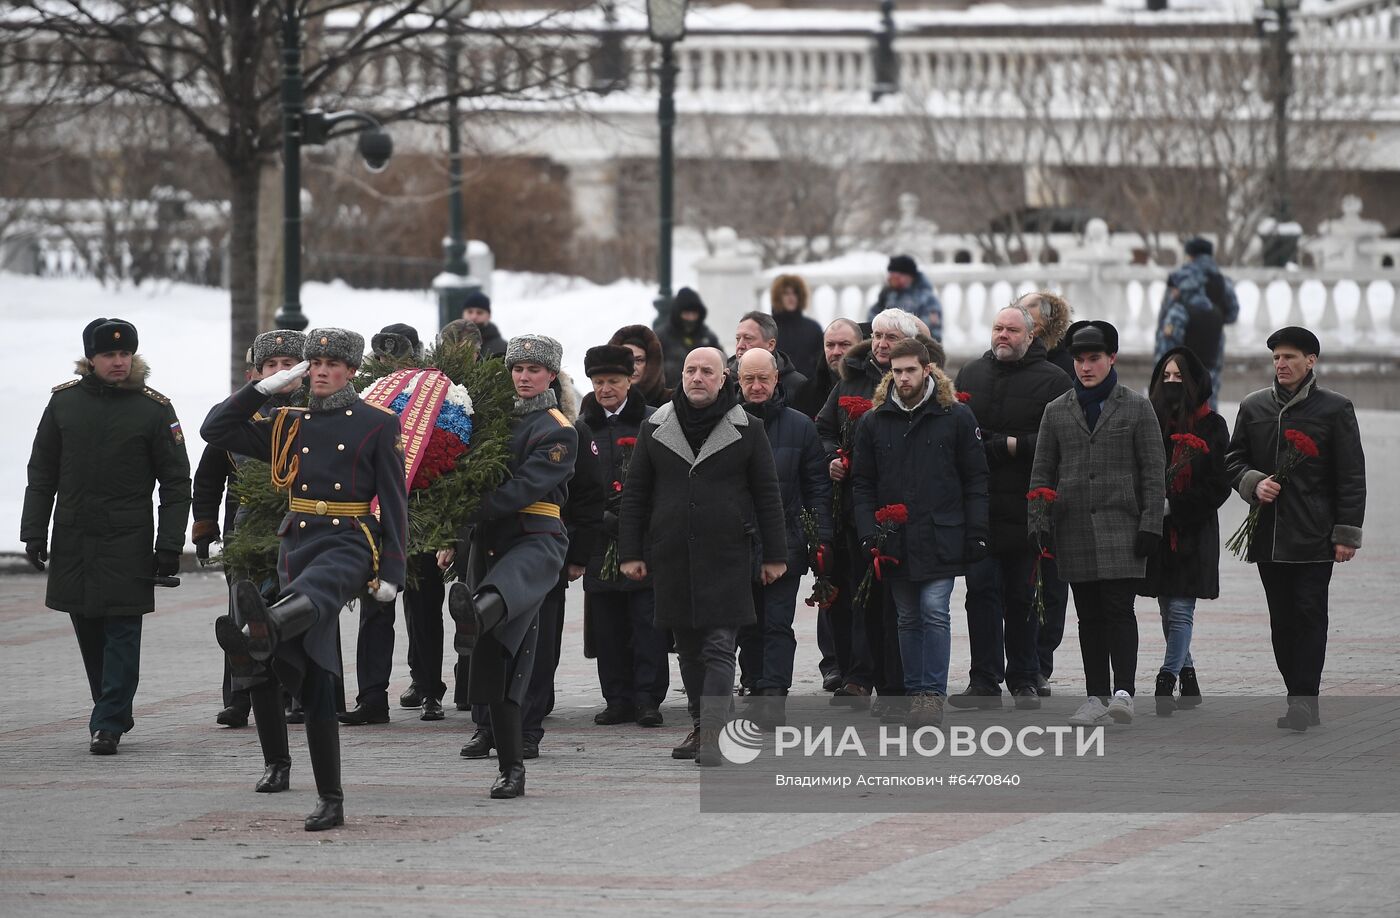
[{"xmin": 22, "ymin": 318, "xmax": 192, "ymax": 755}]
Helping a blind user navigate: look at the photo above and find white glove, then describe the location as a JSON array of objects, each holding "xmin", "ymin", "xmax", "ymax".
[
  {"xmin": 254, "ymin": 360, "xmax": 310, "ymax": 395},
  {"xmin": 1163, "ymin": 497, "xmax": 1172, "ymax": 517},
  {"xmin": 371, "ymin": 581, "xmax": 399, "ymax": 603}
]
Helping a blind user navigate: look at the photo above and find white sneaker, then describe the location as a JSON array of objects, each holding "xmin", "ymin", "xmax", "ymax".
[
  {"xmin": 1068, "ymin": 697, "xmax": 1112, "ymax": 726},
  {"xmin": 1106, "ymin": 690, "xmax": 1134, "ymax": 724}
]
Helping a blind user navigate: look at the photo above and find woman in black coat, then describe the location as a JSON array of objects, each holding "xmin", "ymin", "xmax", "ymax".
[{"xmin": 1138, "ymin": 346, "xmax": 1231, "ymax": 715}]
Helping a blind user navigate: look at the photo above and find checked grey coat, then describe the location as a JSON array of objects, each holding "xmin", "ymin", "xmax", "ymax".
[{"xmin": 1028, "ymin": 384, "xmax": 1166, "ymax": 582}]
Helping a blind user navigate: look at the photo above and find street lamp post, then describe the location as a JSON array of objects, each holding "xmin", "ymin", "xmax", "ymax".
[
  {"xmin": 275, "ymin": 2, "xmax": 394, "ymax": 331},
  {"xmin": 647, "ymin": 0, "xmax": 688, "ymax": 327},
  {"xmin": 434, "ymin": 0, "xmax": 481, "ymax": 331},
  {"xmin": 1259, "ymin": 0, "xmax": 1301, "ymax": 267}
]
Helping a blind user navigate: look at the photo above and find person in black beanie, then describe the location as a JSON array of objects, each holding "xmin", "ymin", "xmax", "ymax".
[
  {"xmin": 22, "ymin": 318, "xmax": 192, "ymax": 756},
  {"xmin": 1028, "ymin": 321, "xmax": 1165, "ymax": 727},
  {"xmin": 463, "ymin": 292, "xmax": 507, "ymax": 358},
  {"xmin": 656, "ymin": 287, "xmax": 722, "ymax": 389}
]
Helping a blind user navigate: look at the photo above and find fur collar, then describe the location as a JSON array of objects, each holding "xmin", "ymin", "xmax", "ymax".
[
  {"xmin": 838, "ymin": 340, "xmax": 876, "ymax": 383},
  {"xmin": 514, "ymin": 388, "xmax": 559, "ymax": 417},
  {"xmin": 872, "ymin": 366, "xmax": 957, "ymax": 410},
  {"xmin": 553, "ymin": 371, "xmax": 579, "ymax": 422},
  {"xmin": 73, "ymin": 355, "xmax": 151, "ymax": 390},
  {"xmin": 581, "ymin": 386, "xmax": 648, "ymax": 427},
  {"xmin": 309, "ymin": 383, "xmax": 359, "ymax": 412}
]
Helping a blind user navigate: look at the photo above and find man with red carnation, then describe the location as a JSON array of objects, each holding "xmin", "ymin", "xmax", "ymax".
[
  {"xmin": 1224, "ymin": 326, "xmax": 1365, "ymax": 732},
  {"xmin": 949, "ymin": 301, "xmax": 1072, "ymax": 711},
  {"xmin": 851, "ymin": 338, "xmax": 990, "ymax": 726}
]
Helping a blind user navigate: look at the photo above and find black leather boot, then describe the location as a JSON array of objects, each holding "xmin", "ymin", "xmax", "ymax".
[
  {"xmin": 489, "ymin": 701, "xmax": 525, "ymax": 799},
  {"xmin": 1154, "ymin": 672, "xmax": 1176, "ymax": 718},
  {"xmin": 215, "ymin": 615, "xmax": 260, "ymax": 679},
  {"xmin": 1177, "ymin": 666, "xmax": 1202, "ymax": 708},
  {"xmin": 232, "ymin": 582, "xmax": 317, "ymax": 663},
  {"xmin": 250, "ymin": 682, "xmax": 291, "ymax": 793},
  {"xmin": 303, "ymin": 719, "xmax": 344, "ymax": 830}
]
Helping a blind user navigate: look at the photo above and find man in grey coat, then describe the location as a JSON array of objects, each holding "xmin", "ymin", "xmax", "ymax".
[
  {"xmin": 1028, "ymin": 321, "xmax": 1165, "ymax": 726},
  {"xmin": 619, "ymin": 347, "xmax": 787, "ymax": 766}
]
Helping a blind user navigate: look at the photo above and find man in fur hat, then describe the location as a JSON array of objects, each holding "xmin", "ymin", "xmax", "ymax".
[
  {"xmin": 22, "ymin": 318, "xmax": 192, "ymax": 755},
  {"xmin": 202, "ymin": 327, "xmax": 408, "ymax": 831}
]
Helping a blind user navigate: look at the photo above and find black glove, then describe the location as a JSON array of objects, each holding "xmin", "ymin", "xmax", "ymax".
[
  {"xmin": 154, "ymin": 550, "xmax": 181, "ymax": 577},
  {"xmin": 603, "ymin": 510, "xmax": 620, "ymax": 538},
  {"xmin": 1133, "ymin": 531, "xmax": 1160, "ymax": 558},
  {"xmin": 25, "ymin": 541, "xmax": 47, "ymax": 572},
  {"xmin": 964, "ymin": 538, "xmax": 990, "ymax": 565},
  {"xmin": 1029, "ymin": 530, "xmax": 1054, "ymax": 556},
  {"xmin": 859, "ymin": 535, "xmax": 877, "ymax": 555}
]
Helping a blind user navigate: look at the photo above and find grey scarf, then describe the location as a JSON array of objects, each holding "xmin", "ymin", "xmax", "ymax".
[
  {"xmin": 309, "ymin": 383, "xmax": 360, "ymax": 412},
  {"xmin": 513, "ymin": 388, "xmax": 558, "ymax": 417}
]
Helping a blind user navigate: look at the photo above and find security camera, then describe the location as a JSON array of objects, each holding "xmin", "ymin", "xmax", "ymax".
[{"xmin": 359, "ymin": 129, "xmax": 393, "ymax": 173}]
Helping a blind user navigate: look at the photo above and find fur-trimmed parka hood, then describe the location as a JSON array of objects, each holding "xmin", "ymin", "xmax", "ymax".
[
  {"xmin": 552, "ymin": 370, "xmax": 580, "ymax": 422},
  {"xmin": 838, "ymin": 339, "xmax": 875, "ymax": 383},
  {"xmin": 609, "ymin": 323, "xmax": 670, "ymax": 405},
  {"xmin": 769, "ymin": 274, "xmax": 810, "ymax": 315},
  {"xmin": 74, "ymin": 354, "xmax": 151, "ymax": 390},
  {"xmin": 872, "ymin": 364, "xmax": 957, "ymax": 411}
]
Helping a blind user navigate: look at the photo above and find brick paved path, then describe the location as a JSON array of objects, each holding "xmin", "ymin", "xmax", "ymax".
[{"xmin": 2, "ymin": 407, "xmax": 1397, "ymax": 916}]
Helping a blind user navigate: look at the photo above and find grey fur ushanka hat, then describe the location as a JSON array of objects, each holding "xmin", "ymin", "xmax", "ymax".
[{"xmin": 303, "ymin": 328, "xmax": 365, "ymax": 367}]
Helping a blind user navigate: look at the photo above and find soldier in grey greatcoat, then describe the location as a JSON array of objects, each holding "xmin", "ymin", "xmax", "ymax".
[
  {"xmin": 1028, "ymin": 321, "xmax": 1165, "ymax": 727},
  {"xmin": 202, "ymin": 327, "xmax": 408, "ymax": 831},
  {"xmin": 444, "ymin": 334, "xmax": 576, "ymax": 800}
]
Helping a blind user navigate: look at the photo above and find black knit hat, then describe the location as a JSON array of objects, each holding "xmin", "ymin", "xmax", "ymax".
[
  {"xmin": 585, "ymin": 345, "xmax": 636, "ymax": 379},
  {"xmin": 83, "ymin": 317, "xmax": 138, "ymax": 358},
  {"xmin": 1183, "ymin": 236, "xmax": 1214, "ymax": 257},
  {"xmin": 673, "ymin": 287, "xmax": 706, "ymax": 319},
  {"xmin": 887, "ymin": 254, "xmax": 918, "ymax": 276},
  {"xmin": 1065, "ymin": 320, "xmax": 1119, "ymax": 356},
  {"xmin": 1266, "ymin": 325, "xmax": 1321, "ymax": 356},
  {"xmin": 463, "ymin": 291, "xmax": 491, "ymax": 315}
]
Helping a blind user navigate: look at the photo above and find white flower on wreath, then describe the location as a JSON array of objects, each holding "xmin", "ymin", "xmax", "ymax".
[{"xmin": 446, "ymin": 382, "xmax": 474, "ymax": 416}]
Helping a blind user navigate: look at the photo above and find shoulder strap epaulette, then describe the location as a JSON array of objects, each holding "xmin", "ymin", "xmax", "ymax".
[
  {"xmin": 547, "ymin": 408, "xmax": 571, "ymax": 428},
  {"xmin": 364, "ymin": 401, "xmax": 396, "ymax": 416},
  {"xmin": 51, "ymin": 379, "xmax": 80, "ymax": 394},
  {"xmin": 141, "ymin": 386, "xmax": 171, "ymax": 406}
]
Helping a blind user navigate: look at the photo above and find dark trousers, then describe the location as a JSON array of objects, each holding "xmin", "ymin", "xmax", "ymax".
[
  {"xmin": 70, "ymin": 614, "xmax": 142, "ymax": 735},
  {"xmin": 353, "ymin": 597, "xmax": 395, "ymax": 710},
  {"xmin": 1069, "ymin": 579, "xmax": 1139, "ymax": 698},
  {"xmin": 738, "ymin": 573, "xmax": 803, "ymax": 692},
  {"xmin": 964, "ymin": 549, "xmax": 1040, "ymax": 692},
  {"xmin": 834, "ymin": 527, "xmax": 875, "ymax": 688},
  {"xmin": 816, "ymin": 607, "xmax": 838, "ymax": 679},
  {"xmin": 1036, "ymin": 556, "xmax": 1071, "ymax": 679},
  {"xmin": 221, "ymin": 657, "xmax": 251, "ymax": 712},
  {"xmin": 865, "ymin": 585, "xmax": 904, "ymax": 697},
  {"xmin": 1258, "ymin": 562, "xmax": 1333, "ymax": 698},
  {"xmin": 673, "ymin": 625, "xmax": 739, "ymax": 729},
  {"xmin": 590, "ymin": 589, "xmax": 669, "ymax": 709},
  {"xmin": 403, "ymin": 554, "xmax": 448, "ymax": 701}
]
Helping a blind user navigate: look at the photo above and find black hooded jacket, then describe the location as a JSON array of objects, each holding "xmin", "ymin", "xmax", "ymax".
[{"xmin": 656, "ymin": 308, "xmax": 722, "ymax": 389}]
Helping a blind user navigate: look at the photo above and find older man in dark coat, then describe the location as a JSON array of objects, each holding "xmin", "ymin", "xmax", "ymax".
[
  {"xmin": 446, "ymin": 334, "xmax": 576, "ymax": 799},
  {"xmin": 1028, "ymin": 321, "xmax": 1165, "ymax": 728},
  {"xmin": 619, "ymin": 347, "xmax": 787, "ymax": 766},
  {"xmin": 203, "ymin": 327, "xmax": 408, "ymax": 831},
  {"xmin": 23, "ymin": 318, "xmax": 191, "ymax": 756}
]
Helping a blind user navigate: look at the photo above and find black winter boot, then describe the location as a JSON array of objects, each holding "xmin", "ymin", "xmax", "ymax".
[
  {"xmin": 1154, "ymin": 672, "xmax": 1177, "ymax": 718},
  {"xmin": 303, "ymin": 719, "xmax": 344, "ymax": 831},
  {"xmin": 232, "ymin": 583, "xmax": 317, "ymax": 663},
  {"xmin": 1177, "ymin": 666, "xmax": 1202, "ymax": 708},
  {"xmin": 489, "ymin": 701, "xmax": 525, "ymax": 799},
  {"xmin": 250, "ymin": 681, "xmax": 290, "ymax": 793}
]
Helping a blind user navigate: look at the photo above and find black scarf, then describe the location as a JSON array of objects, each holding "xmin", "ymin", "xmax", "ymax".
[
  {"xmin": 673, "ymin": 384, "xmax": 735, "ymax": 453},
  {"xmin": 1074, "ymin": 367, "xmax": 1117, "ymax": 431}
]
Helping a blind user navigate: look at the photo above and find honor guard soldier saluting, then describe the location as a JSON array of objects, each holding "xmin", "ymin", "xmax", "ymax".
[
  {"xmin": 22, "ymin": 318, "xmax": 192, "ymax": 756},
  {"xmin": 442, "ymin": 334, "xmax": 576, "ymax": 799},
  {"xmin": 202, "ymin": 328, "xmax": 408, "ymax": 831}
]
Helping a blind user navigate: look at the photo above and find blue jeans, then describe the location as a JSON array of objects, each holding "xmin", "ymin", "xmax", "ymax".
[
  {"xmin": 1158, "ymin": 597, "xmax": 1196, "ymax": 677},
  {"xmin": 888, "ymin": 578, "xmax": 955, "ymax": 695}
]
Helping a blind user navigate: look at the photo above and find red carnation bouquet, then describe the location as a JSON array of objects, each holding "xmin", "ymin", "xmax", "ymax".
[
  {"xmin": 956, "ymin": 391, "xmax": 973, "ymax": 403},
  {"xmin": 1026, "ymin": 487, "xmax": 1058, "ymax": 623},
  {"xmin": 1166, "ymin": 432, "xmax": 1210, "ymax": 495},
  {"xmin": 411, "ymin": 428, "xmax": 469, "ymax": 490},
  {"xmin": 599, "ymin": 436, "xmax": 639, "ymax": 581},
  {"xmin": 801, "ymin": 507, "xmax": 838, "ymax": 609},
  {"xmin": 1226, "ymin": 428, "xmax": 1319, "ymax": 559},
  {"xmin": 832, "ymin": 396, "xmax": 874, "ymax": 532},
  {"xmin": 853, "ymin": 503, "xmax": 907, "ymax": 611}
]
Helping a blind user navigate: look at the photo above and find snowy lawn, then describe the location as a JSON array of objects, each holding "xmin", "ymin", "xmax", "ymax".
[{"xmin": 1, "ymin": 271, "xmax": 657, "ymax": 551}]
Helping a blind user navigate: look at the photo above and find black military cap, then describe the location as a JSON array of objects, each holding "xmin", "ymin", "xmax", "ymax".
[
  {"xmin": 83, "ymin": 317, "xmax": 138, "ymax": 358},
  {"xmin": 371, "ymin": 323, "xmax": 422, "ymax": 360},
  {"xmin": 1266, "ymin": 325, "xmax": 1320, "ymax": 357},
  {"xmin": 584, "ymin": 345, "xmax": 636, "ymax": 379},
  {"xmin": 1065, "ymin": 319, "xmax": 1119, "ymax": 356}
]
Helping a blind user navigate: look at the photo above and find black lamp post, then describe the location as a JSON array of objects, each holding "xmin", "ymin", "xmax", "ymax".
[
  {"xmin": 647, "ymin": 0, "xmax": 688, "ymax": 327},
  {"xmin": 871, "ymin": 0, "xmax": 899, "ymax": 103},
  {"xmin": 434, "ymin": 0, "xmax": 481, "ymax": 331},
  {"xmin": 275, "ymin": 2, "xmax": 394, "ymax": 331},
  {"xmin": 1258, "ymin": 0, "xmax": 1301, "ymax": 267}
]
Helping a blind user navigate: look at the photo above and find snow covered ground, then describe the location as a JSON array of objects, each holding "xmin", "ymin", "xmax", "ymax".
[{"xmin": 1, "ymin": 270, "xmax": 659, "ymax": 552}]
